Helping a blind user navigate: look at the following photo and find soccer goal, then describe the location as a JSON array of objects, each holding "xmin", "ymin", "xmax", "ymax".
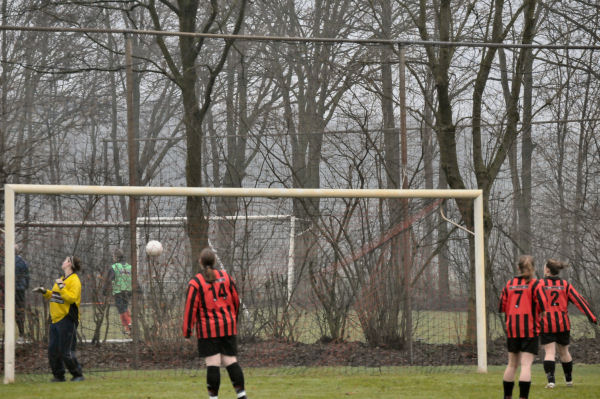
[
  {"xmin": 3, "ymin": 184, "xmax": 485, "ymax": 383},
  {"xmin": 134, "ymin": 215, "xmax": 297, "ymax": 299}
]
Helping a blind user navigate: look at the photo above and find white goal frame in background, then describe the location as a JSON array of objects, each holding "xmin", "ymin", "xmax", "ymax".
[
  {"xmin": 3, "ymin": 184, "xmax": 486, "ymax": 383},
  {"xmin": 134, "ymin": 215, "xmax": 297, "ymax": 298}
]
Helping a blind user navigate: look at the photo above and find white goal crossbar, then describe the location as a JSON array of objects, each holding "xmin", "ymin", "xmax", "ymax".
[
  {"xmin": 134, "ymin": 215, "xmax": 297, "ymax": 300},
  {"xmin": 3, "ymin": 184, "xmax": 486, "ymax": 383}
]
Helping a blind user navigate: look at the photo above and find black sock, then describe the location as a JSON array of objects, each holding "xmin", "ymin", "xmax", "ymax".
[
  {"xmin": 503, "ymin": 380, "xmax": 514, "ymax": 398},
  {"xmin": 543, "ymin": 360, "xmax": 556, "ymax": 383},
  {"xmin": 226, "ymin": 362, "xmax": 246, "ymax": 398},
  {"xmin": 207, "ymin": 366, "xmax": 220, "ymax": 398},
  {"xmin": 562, "ymin": 361, "xmax": 573, "ymax": 382},
  {"xmin": 518, "ymin": 381, "xmax": 531, "ymax": 399}
]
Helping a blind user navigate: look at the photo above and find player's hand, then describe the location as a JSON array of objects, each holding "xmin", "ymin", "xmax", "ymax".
[
  {"xmin": 32, "ymin": 286, "xmax": 46, "ymax": 294},
  {"xmin": 55, "ymin": 278, "xmax": 65, "ymax": 288}
]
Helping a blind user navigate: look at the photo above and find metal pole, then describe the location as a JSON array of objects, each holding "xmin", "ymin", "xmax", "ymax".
[
  {"xmin": 5, "ymin": 185, "xmax": 484, "ymax": 199},
  {"xmin": 474, "ymin": 193, "xmax": 487, "ymax": 372},
  {"xmin": 3, "ymin": 185, "xmax": 15, "ymax": 383},
  {"xmin": 287, "ymin": 216, "xmax": 296, "ymax": 301}
]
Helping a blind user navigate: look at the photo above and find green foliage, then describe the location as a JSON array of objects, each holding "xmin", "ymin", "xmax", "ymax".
[{"xmin": 3, "ymin": 366, "xmax": 600, "ymax": 398}]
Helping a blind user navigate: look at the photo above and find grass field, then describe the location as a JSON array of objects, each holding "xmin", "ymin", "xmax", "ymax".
[{"xmin": 2, "ymin": 365, "xmax": 600, "ymax": 398}]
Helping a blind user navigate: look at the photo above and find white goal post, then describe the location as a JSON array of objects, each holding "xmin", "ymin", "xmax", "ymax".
[
  {"xmin": 134, "ymin": 215, "xmax": 297, "ymax": 299},
  {"xmin": 3, "ymin": 184, "xmax": 486, "ymax": 383}
]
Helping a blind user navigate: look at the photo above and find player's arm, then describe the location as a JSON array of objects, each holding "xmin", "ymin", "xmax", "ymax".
[
  {"xmin": 568, "ymin": 285, "xmax": 597, "ymax": 324},
  {"xmin": 182, "ymin": 282, "xmax": 199, "ymax": 338},
  {"xmin": 498, "ymin": 286, "xmax": 508, "ymax": 313},
  {"xmin": 33, "ymin": 287, "xmax": 52, "ymax": 299},
  {"xmin": 533, "ymin": 280, "xmax": 547, "ymax": 313},
  {"xmin": 229, "ymin": 276, "xmax": 240, "ymax": 316},
  {"xmin": 24, "ymin": 260, "xmax": 30, "ymax": 289}
]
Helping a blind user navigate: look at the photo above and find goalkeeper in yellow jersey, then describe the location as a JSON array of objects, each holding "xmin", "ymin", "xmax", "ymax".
[{"xmin": 32, "ymin": 255, "xmax": 85, "ymax": 382}]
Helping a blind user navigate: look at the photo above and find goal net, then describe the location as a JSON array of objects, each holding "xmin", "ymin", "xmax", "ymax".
[{"xmin": 2, "ymin": 185, "xmax": 485, "ymax": 383}]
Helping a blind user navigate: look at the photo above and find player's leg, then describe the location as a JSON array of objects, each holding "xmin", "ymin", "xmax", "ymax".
[
  {"xmin": 518, "ymin": 352, "xmax": 535, "ymax": 399},
  {"xmin": 115, "ymin": 292, "xmax": 130, "ymax": 333},
  {"xmin": 59, "ymin": 317, "xmax": 84, "ymax": 380},
  {"xmin": 542, "ymin": 337, "xmax": 557, "ymax": 388},
  {"xmin": 222, "ymin": 335, "xmax": 247, "ymax": 399},
  {"xmin": 48, "ymin": 322, "xmax": 65, "ymax": 382},
  {"xmin": 205, "ymin": 354, "xmax": 222, "ymax": 399},
  {"xmin": 557, "ymin": 343, "xmax": 573, "ymax": 386},
  {"xmin": 503, "ymin": 351, "xmax": 519, "ymax": 399},
  {"xmin": 123, "ymin": 291, "xmax": 132, "ymax": 329},
  {"xmin": 15, "ymin": 289, "xmax": 26, "ymax": 337}
]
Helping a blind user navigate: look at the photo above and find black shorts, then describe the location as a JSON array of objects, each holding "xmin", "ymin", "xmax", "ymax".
[
  {"xmin": 197, "ymin": 335, "xmax": 238, "ymax": 358},
  {"xmin": 507, "ymin": 336, "xmax": 539, "ymax": 355},
  {"xmin": 114, "ymin": 291, "xmax": 131, "ymax": 314},
  {"xmin": 540, "ymin": 331, "xmax": 570, "ymax": 346}
]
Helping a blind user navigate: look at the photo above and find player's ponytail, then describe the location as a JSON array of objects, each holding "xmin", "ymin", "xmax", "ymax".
[
  {"xmin": 518, "ymin": 255, "xmax": 535, "ymax": 281},
  {"xmin": 200, "ymin": 248, "xmax": 217, "ymax": 283},
  {"xmin": 545, "ymin": 259, "xmax": 568, "ymax": 276}
]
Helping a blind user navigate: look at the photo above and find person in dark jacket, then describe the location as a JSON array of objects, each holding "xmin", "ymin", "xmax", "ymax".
[{"xmin": 15, "ymin": 244, "xmax": 30, "ymax": 340}]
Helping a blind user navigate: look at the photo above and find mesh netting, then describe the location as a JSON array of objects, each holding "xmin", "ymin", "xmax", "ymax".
[{"xmin": 2, "ymin": 193, "xmax": 486, "ymax": 379}]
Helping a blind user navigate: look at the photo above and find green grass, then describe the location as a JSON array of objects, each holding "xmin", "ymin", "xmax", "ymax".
[{"xmin": 3, "ymin": 365, "xmax": 600, "ymax": 398}]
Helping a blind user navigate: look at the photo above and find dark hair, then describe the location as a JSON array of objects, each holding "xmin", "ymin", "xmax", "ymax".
[
  {"xmin": 113, "ymin": 248, "xmax": 125, "ymax": 262},
  {"xmin": 200, "ymin": 248, "xmax": 216, "ymax": 283},
  {"xmin": 546, "ymin": 259, "xmax": 568, "ymax": 276},
  {"xmin": 71, "ymin": 256, "xmax": 82, "ymax": 273},
  {"xmin": 518, "ymin": 255, "xmax": 535, "ymax": 281}
]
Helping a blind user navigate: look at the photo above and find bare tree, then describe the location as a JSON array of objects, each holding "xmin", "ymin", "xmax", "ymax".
[
  {"xmin": 407, "ymin": 0, "xmax": 541, "ymax": 342},
  {"xmin": 135, "ymin": 0, "xmax": 247, "ymax": 269}
]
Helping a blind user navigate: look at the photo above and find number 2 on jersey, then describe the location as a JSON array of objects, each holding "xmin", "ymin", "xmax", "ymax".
[{"xmin": 549, "ymin": 291, "xmax": 560, "ymax": 307}]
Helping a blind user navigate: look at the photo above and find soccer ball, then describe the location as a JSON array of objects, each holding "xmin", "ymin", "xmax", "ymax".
[{"xmin": 145, "ymin": 240, "xmax": 163, "ymax": 257}]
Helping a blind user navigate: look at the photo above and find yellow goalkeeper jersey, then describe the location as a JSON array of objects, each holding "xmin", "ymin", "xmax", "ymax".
[{"xmin": 42, "ymin": 273, "xmax": 81, "ymax": 324}]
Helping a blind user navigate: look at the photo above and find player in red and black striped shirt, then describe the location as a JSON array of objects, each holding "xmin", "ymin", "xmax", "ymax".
[
  {"xmin": 183, "ymin": 248, "xmax": 247, "ymax": 399},
  {"xmin": 539, "ymin": 259, "xmax": 597, "ymax": 389},
  {"xmin": 499, "ymin": 255, "xmax": 546, "ymax": 399}
]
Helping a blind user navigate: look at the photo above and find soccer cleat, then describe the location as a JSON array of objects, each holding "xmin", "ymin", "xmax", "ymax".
[
  {"xmin": 51, "ymin": 377, "xmax": 66, "ymax": 382},
  {"xmin": 566, "ymin": 380, "xmax": 573, "ymax": 387},
  {"xmin": 545, "ymin": 382, "xmax": 555, "ymax": 389},
  {"xmin": 71, "ymin": 375, "xmax": 85, "ymax": 382}
]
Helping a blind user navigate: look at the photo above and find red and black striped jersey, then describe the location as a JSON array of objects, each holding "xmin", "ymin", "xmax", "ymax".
[
  {"xmin": 539, "ymin": 276, "xmax": 597, "ymax": 333},
  {"xmin": 499, "ymin": 277, "xmax": 545, "ymax": 338},
  {"xmin": 182, "ymin": 270, "xmax": 240, "ymax": 339}
]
